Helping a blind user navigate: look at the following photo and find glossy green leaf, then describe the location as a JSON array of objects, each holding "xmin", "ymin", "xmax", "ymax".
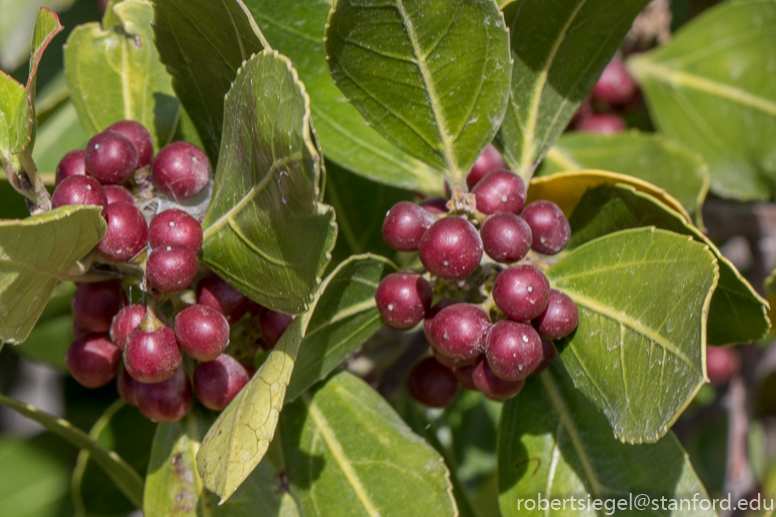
[
  {"xmin": 0, "ymin": 205, "xmax": 106, "ymax": 344},
  {"xmin": 201, "ymin": 50, "xmax": 336, "ymax": 315},
  {"xmin": 495, "ymin": 0, "xmax": 649, "ymax": 180},
  {"xmin": 498, "ymin": 362, "xmax": 715, "ymax": 517},
  {"xmin": 0, "ymin": 393, "xmax": 144, "ymax": 507},
  {"xmin": 566, "ymin": 184, "xmax": 769, "ymax": 346},
  {"xmin": 629, "ymin": 0, "xmax": 776, "ymax": 201},
  {"xmin": 152, "ymin": 0, "xmax": 268, "ymax": 161},
  {"xmin": 325, "ymin": 0, "xmax": 512, "ymax": 186},
  {"xmin": 547, "ymin": 228, "xmax": 718, "ymax": 443},
  {"xmin": 538, "ymin": 132, "xmax": 709, "ymax": 226},
  {"xmin": 244, "ymin": 0, "xmax": 444, "ymax": 193},
  {"xmin": 281, "ymin": 371, "xmax": 457, "ymax": 516},
  {"xmin": 64, "ymin": 0, "xmax": 179, "ymax": 151}
]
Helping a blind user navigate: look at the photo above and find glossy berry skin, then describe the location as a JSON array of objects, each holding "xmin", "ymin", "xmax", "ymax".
[
  {"xmin": 174, "ymin": 304, "xmax": 230, "ymax": 361},
  {"xmin": 96, "ymin": 202, "xmax": 148, "ymax": 262},
  {"xmin": 148, "ymin": 209, "xmax": 203, "ymax": 252},
  {"xmin": 426, "ymin": 303, "xmax": 490, "ymax": 362},
  {"xmin": 468, "ymin": 144, "xmax": 506, "ymax": 190},
  {"xmin": 117, "ymin": 365, "xmax": 139, "ymax": 406},
  {"xmin": 407, "ymin": 357, "xmax": 460, "ymax": 408},
  {"xmin": 55, "ymin": 149, "xmax": 86, "ymax": 185},
  {"xmin": 454, "ymin": 363, "xmax": 478, "ymax": 391},
  {"xmin": 419, "ymin": 197, "xmax": 448, "ymax": 214},
  {"xmin": 706, "ymin": 346, "xmax": 741, "ymax": 386},
  {"xmin": 423, "ymin": 299, "xmax": 461, "ymax": 344},
  {"xmin": 493, "ymin": 265, "xmax": 551, "ymax": 322},
  {"xmin": 107, "ymin": 120, "xmax": 154, "ymax": 167},
  {"xmin": 575, "ymin": 112, "xmax": 627, "ymax": 134},
  {"xmin": 481, "ymin": 213, "xmax": 532, "ymax": 263},
  {"xmin": 72, "ymin": 280, "xmax": 128, "ymax": 332},
  {"xmin": 66, "ymin": 333, "xmax": 120, "ymax": 388},
  {"xmin": 381, "ymin": 201, "xmax": 436, "ymax": 252},
  {"xmin": 521, "ymin": 200, "xmax": 571, "ymax": 255},
  {"xmin": 472, "ymin": 170, "xmax": 526, "ymax": 215},
  {"xmin": 51, "ymin": 175, "xmax": 108, "ymax": 209},
  {"xmin": 485, "ymin": 320, "xmax": 543, "ymax": 381},
  {"xmin": 533, "ymin": 290, "xmax": 579, "ymax": 339},
  {"xmin": 375, "ymin": 272, "xmax": 432, "ymax": 330},
  {"xmin": 110, "ymin": 303, "xmax": 146, "ymax": 350},
  {"xmin": 194, "ymin": 354, "xmax": 250, "ymax": 411},
  {"xmin": 146, "ymin": 245, "xmax": 198, "ymax": 292},
  {"xmin": 530, "ymin": 339, "xmax": 558, "ymax": 377},
  {"xmin": 259, "ymin": 310, "xmax": 294, "ymax": 347},
  {"xmin": 103, "ymin": 185, "xmax": 135, "ymax": 205},
  {"xmin": 419, "ymin": 216, "xmax": 483, "ymax": 280},
  {"xmin": 135, "ymin": 367, "xmax": 193, "ymax": 423},
  {"xmin": 124, "ymin": 327, "xmax": 181, "ymax": 383},
  {"xmin": 84, "ymin": 130, "xmax": 139, "ymax": 184},
  {"xmin": 472, "ymin": 357, "xmax": 525, "ymax": 401},
  {"xmin": 196, "ymin": 273, "xmax": 250, "ymax": 323},
  {"xmin": 592, "ymin": 60, "xmax": 637, "ymax": 105},
  {"xmin": 152, "ymin": 141, "xmax": 210, "ymax": 200}
]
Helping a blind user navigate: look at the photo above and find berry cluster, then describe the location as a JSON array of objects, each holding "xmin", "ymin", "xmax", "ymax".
[
  {"xmin": 376, "ymin": 146, "xmax": 580, "ymax": 406},
  {"xmin": 572, "ymin": 58, "xmax": 640, "ymax": 134},
  {"xmin": 58, "ymin": 120, "xmax": 292, "ymax": 422}
]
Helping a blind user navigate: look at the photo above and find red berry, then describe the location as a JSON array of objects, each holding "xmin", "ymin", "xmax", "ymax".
[
  {"xmin": 117, "ymin": 365, "xmax": 139, "ymax": 405},
  {"xmin": 382, "ymin": 201, "xmax": 436, "ymax": 252},
  {"xmin": 103, "ymin": 185, "xmax": 135, "ymax": 205},
  {"xmin": 472, "ymin": 170, "xmax": 526, "ymax": 215},
  {"xmin": 96, "ymin": 202, "xmax": 148, "ymax": 262},
  {"xmin": 426, "ymin": 303, "xmax": 490, "ymax": 362},
  {"xmin": 84, "ymin": 130, "xmax": 138, "ymax": 184},
  {"xmin": 151, "ymin": 141, "xmax": 210, "ymax": 200},
  {"xmin": 135, "ymin": 366, "xmax": 193, "ymax": 423},
  {"xmin": 259, "ymin": 310, "xmax": 294, "ymax": 347},
  {"xmin": 107, "ymin": 120, "xmax": 154, "ymax": 168},
  {"xmin": 468, "ymin": 144, "xmax": 506, "ymax": 190},
  {"xmin": 485, "ymin": 320, "xmax": 543, "ymax": 381},
  {"xmin": 472, "ymin": 357, "xmax": 525, "ymax": 401},
  {"xmin": 419, "ymin": 197, "xmax": 449, "ymax": 214},
  {"xmin": 481, "ymin": 213, "xmax": 532, "ymax": 263},
  {"xmin": 193, "ymin": 354, "xmax": 250, "ymax": 411},
  {"xmin": 146, "ymin": 244, "xmax": 198, "ymax": 292},
  {"xmin": 521, "ymin": 200, "xmax": 571, "ymax": 255},
  {"xmin": 423, "ymin": 299, "xmax": 462, "ymax": 344},
  {"xmin": 55, "ymin": 149, "xmax": 86, "ymax": 185},
  {"xmin": 375, "ymin": 272, "xmax": 433, "ymax": 330},
  {"xmin": 706, "ymin": 346, "xmax": 741, "ymax": 386},
  {"xmin": 533, "ymin": 290, "xmax": 579, "ymax": 339},
  {"xmin": 407, "ymin": 357, "xmax": 459, "ymax": 408},
  {"xmin": 419, "ymin": 216, "xmax": 483, "ymax": 280},
  {"xmin": 575, "ymin": 112, "xmax": 627, "ymax": 134},
  {"xmin": 432, "ymin": 347, "xmax": 475, "ymax": 368},
  {"xmin": 72, "ymin": 320, "xmax": 89, "ymax": 340},
  {"xmin": 124, "ymin": 327, "xmax": 182, "ymax": 383},
  {"xmin": 454, "ymin": 363, "xmax": 478, "ymax": 391},
  {"xmin": 110, "ymin": 304, "xmax": 146, "ymax": 351},
  {"xmin": 51, "ymin": 175, "xmax": 108, "ymax": 209},
  {"xmin": 66, "ymin": 333, "xmax": 120, "ymax": 388},
  {"xmin": 196, "ymin": 273, "xmax": 250, "ymax": 323},
  {"xmin": 530, "ymin": 339, "xmax": 558, "ymax": 376},
  {"xmin": 148, "ymin": 209, "xmax": 203, "ymax": 252},
  {"xmin": 174, "ymin": 304, "xmax": 230, "ymax": 361},
  {"xmin": 592, "ymin": 59, "xmax": 637, "ymax": 106},
  {"xmin": 72, "ymin": 281, "xmax": 128, "ymax": 332},
  {"xmin": 493, "ymin": 265, "xmax": 551, "ymax": 322}
]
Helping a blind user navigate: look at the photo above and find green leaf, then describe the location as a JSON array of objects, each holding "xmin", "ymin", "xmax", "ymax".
[
  {"xmin": 0, "ymin": 393, "xmax": 144, "ymax": 507},
  {"xmin": 325, "ymin": 0, "xmax": 512, "ymax": 186},
  {"xmin": 244, "ymin": 0, "xmax": 444, "ymax": 193},
  {"xmin": 0, "ymin": 205, "xmax": 106, "ymax": 344},
  {"xmin": 566, "ymin": 183, "xmax": 769, "ymax": 346},
  {"xmin": 547, "ymin": 227, "xmax": 718, "ymax": 443},
  {"xmin": 628, "ymin": 0, "xmax": 776, "ymax": 201},
  {"xmin": 30, "ymin": 100, "xmax": 89, "ymax": 176},
  {"xmin": 538, "ymin": 132, "xmax": 709, "ymax": 226},
  {"xmin": 201, "ymin": 50, "xmax": 336, "ymax": 315},
  {"xmin": 12, "ymin": 282, "xmax": 74, "ymax": 371},
  {"xmin": 152, "ymin": 0, "xmax": 268, "ymax": 161},
  {"xmin": 64, "ymin": 0, "xmax": 180, "ymax": 151},
  {"xmin": 281, "ymin": 371, "xmax": 457, "ymax": 516},
  {"xmin": 498, "ymin": 362, "xmax": 715, "ymax": 517},
  {"xmin": 495, "ymin": 0, "xmax": 649, "ymax": 180}
]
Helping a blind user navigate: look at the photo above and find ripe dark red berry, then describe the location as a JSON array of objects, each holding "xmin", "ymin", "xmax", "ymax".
[
  {"xmin": 423, "ymin": 299, "xmax": 461, "ymax": 344},
  {"xmin": 55, "ymin": 149, "xmax": 86, "ymax": 185},
  {"xmin": 96, "ymin": 202, "xmax": 148, "ymax": 262},
  {"xmin": 426, "ymin": 303, "xmax": 490, "ymax": 362},
  {"xmin": 472, "ymin": 170, "xmax": 526, "ymax": 215},
  {"xmin": 480, "ymin": 213, "xmax": 532, "ymax": 263},
  {"xmin": 152, "ymin": 141, "xmax": 210, "ymax": 200},
  {"xmin": 375, "ymin": 272, "xmax": 432, "ymax": 330},
  {"xmin": 135, "ymin": 366, "xmax": 193, "ymax": 423},
  {"xmin": 72, "ymin": 280, "xmax": 128, "ymax": 332},
  {"xmin": 472, "ymin": 357, "xmax": 525, "ymax": 401},
  {"xmin": 196, "ymin": 273, "xmax": 250, "ymax": 323},
  {"xmin": 103, "ymin": 185, "xmax": 135, "ymax": 205},
  {"xmin": 485, "ymin": 320, "xmax": 543, "ymax": 381},
  {"xmin": 533, "ymin": 290, "xmax": 579, "ymax": 339},
  {"xmin": 72, "ymin": 321, "xmax": 89, "ymax": 340},
  {"xmin": 575, "ymin": 112, "xmax": 627, "ymax": 134},
  {"xmin": 174, "ymin": 304, "xmax": 230, "ymax": 361},
  {"xmin": 51, "ymin": 175, "xmax": 108, "ymax": 209},
  {"xmin": 148, "ymin": 209, "xmax": 203, "ymax": 252},
  {"xmin": 259, "ymin": 310, "xmax": 294, "ymax": 347},
  {"xmin": 468, "ymin": 144, "xmax": 506, "ymax": 190},
  {"xmin": 592, "ymin": 59, "xmax": 637, "ymax": 106},
  {"xmin": 454, "ymin": 363, "xmax": 478, "ymax": 391},
  {"xmin": 193, "ymin": 354, "xmax": 250, "ymax": 411},
  {"xmin": 419, "ymin": 216, "xmax": 483, "ymax": 280},
  {"xmin": 84, "ymin": 130, "xmax": 139, "ymax": 185},
  {"xmin": 493, "ymin": 265, "xmax": 551, "ymax": 322},
  {"xmin": 66, "ymin": 333, "xmax": 120, "ymax": 388},
  {"xmin": 530, "ymin": 339, "xmax": 558, "ymax": 376},
  {"xmin": 382, "ymin": 201, "xmax": 436, "ymax": 252},
  {"xmin": 521, "ymin": 200, "xmax": 571, "ymax": 255},
  {"xmin": 124, "ymin": 326, "xmax": 181, "ymax": 383},
  {"xmin": 117, "ymin": 365, "xmax": 139, "ymax": 405},
  {"xmin": 110, "ymin": 304, "xmax": 146, "ymax": 350},
  {"xmin": 146, "ymin": 244, "xmax": 198, "ymax": 292},
  {"xmin": 706, "ymin": 346, "xmax": 741, "ymax": 386},
  {"xmin": 407, "ymin": 357, "xmax": 459, "ymax": 408},
  {"xmin": 107, "ymin": 120, "xmax": 154, "ymax": 168},
  {"xmin": 419, "ymin": 197, "xmax": 448, "ymax": 214}
]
